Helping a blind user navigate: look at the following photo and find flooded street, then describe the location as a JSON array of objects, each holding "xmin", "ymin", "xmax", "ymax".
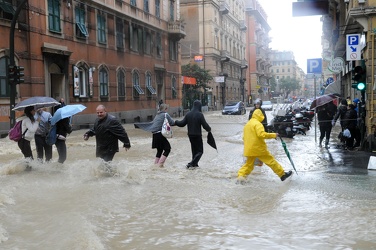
[{"xmin": 1, "ymin": 110, "xmax": 376, "ymax": 249}]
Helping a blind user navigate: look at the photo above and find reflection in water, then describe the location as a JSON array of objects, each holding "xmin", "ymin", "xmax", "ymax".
[{"xmin": 0, "ymin": 111, "xmax": 376, "ymax": 249}]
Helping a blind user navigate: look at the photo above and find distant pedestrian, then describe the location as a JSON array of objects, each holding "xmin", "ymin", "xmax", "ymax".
[
  {"xmin": 237, "ymin": 109, "xmax": 292, "ymax": 184},
  {"xmin": 248, "ymin": 98, "xmax": 267, "ymax": 129},
  {"xmin": 353, "ymin": 98, "xmax": 361, "ymax": 148},
  {"xmin": 332, "ymin": 99, "xmax": 348, "ymax": 131},
  {"xmin": 343, "ymin": 104, "xmax": 358, "ymax": 150},
  {"xmin": 134, "ymin": 104, "xmax": 175, "ymax": 167},
  {"xmin": 158, "ymin": 99, "xmax": 164, "ymax": 111},
  {"xmin": 317, "ymin": 103, "xmax": 335, "ymax": 148},
  {"xmin": 84, "ymin": 105, "xmax": 131, "ymax": 162},
  {"xmin": 54, "ymin": 105, "xmax": 72, "ymax": 164},
  {"xmin": 175, "ymin": 100, "xmax": 211, "ymax": 169},
  {"xmin": 34, "ymin": 108, "xmax": 53, "ymax": 162},
  {"xmin": 17, "ymin": 106, "xmax": 40, "ymax": 164}
]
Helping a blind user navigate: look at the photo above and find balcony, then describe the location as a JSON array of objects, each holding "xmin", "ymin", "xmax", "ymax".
[
  {"xmin": 168, "ymin": 20, "xmax": 186, "ymax": 40},
  {"xmin": 241, "ymin": 59, "xmax": 248, "ymax": 69},
  {"xmin": 219, "ymin": 1, "xmax": 230, "ymax": 15},
  {"xmin": 220, "ymin": 50, "xmax": 230, "ymax": 62}
]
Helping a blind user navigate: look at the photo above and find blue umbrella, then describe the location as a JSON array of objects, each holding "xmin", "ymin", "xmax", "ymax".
[{"xmin": 50, "ymin": 104, "xmax": 86, "ymax": 125}]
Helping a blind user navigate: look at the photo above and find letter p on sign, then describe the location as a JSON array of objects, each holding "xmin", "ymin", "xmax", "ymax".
[{"xmin": 307, "ymin": 58, "xmax": 322, "ymax": 74}]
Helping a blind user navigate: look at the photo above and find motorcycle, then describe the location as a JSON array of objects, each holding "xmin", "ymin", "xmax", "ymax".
[{"xmin": 267, "ymin": 113, "xmax": 297, "ymax": 138}]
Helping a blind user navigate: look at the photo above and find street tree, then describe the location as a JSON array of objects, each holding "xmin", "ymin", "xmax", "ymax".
[
  {"xmin": 181, "ymin": 63, "xmax": 213, "ymax": 108},
  {"xmin": 279, "ymin": 77, "xmax": 300, "ymax": 99}
]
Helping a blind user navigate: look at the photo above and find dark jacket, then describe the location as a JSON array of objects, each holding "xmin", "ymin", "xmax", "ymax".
[
  {"xmin": 343, "ymin": 107, "xmax": 357, "ymax": 130},
  {"xmin": 56, "ymin": 117, "xmax": 72, "ymax": 137},
  {"xmin": 333, "ymin": 104, "xmax": 347, "ymax": 126},
  {"xmin": 175, "ymin": 100, "xmax": 211, "ymax": 136},
  {"xmin": 317, "ymin": 105, "xmax": 332, "ymax": 127},
  {"xmin": 86, "ymin": 114, "xmax": 131, "ymax": 157}
]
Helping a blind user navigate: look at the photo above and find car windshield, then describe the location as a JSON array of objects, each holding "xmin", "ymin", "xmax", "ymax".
[
  {"xmin": 263, "ymin": 101, "xmax": 272, "ymax": 105},
  {"xmin": 225, "ymin": 102, "xmax": 239, "ymax": 107}
]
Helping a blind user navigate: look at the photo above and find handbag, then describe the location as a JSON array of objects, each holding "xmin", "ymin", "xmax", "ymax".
[
  {"xmin": 161, "ymin": 113, "xmax": 173, "ymax": 138},
  {"xmin": 343, "ymin": 129, "xmax": 351, "ymax": 138}
]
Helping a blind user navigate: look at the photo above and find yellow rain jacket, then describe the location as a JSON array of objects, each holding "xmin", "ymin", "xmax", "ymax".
[{"xmin": 243, "ymin": 109, "xmax": 277, "ymax": 156}]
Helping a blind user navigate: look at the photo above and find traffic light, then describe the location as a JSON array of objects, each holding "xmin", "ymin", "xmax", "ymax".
[
  {"xmin": 15, "ymin": 66, "xmax": 24, "ymax": 84},
  {"xmin": 352, "ymin": 66, "xmax": 366, "ymax": 91},
  {"xmin": 8, "ymin": 65, "xmax": 16, "ymax": 84},
  {"xmin": 8, "ymin": 65, "xmax": 24, "ymax": 84}
]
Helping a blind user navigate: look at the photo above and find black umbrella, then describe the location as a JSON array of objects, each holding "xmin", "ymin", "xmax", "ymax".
[
  {"xmin": 279, "ymin": 136, "xmax": 298, "ymax": 175},
  {"xmin": 207, "ymin": 132, "xmax": 217, "ymax": 152},
  {"xmin": 13, "ymin": 96, "xmax": 60, "ymax": 111}
]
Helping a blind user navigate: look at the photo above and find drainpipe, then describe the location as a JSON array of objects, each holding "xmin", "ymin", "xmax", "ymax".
[{"xmin": 370, "ymin": 30, "xmax": 374, "ymax": 136}]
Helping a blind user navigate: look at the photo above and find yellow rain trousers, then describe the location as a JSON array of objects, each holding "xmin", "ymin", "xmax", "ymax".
[{"xmin": 237, "ymin": 109, "xmax": 285, "ymax": 178}]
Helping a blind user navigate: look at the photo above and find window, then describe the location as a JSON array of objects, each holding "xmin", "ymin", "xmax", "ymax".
[
  {"xmin": 99, "ymin": 68, "xmax": 108, "ymax": 97},
  {"xmin": 73, "ymin": 66, "xmax": 90, "ymax": 97},
  {"xmin": 48, "ymin": 0, "xmax": 61, "ymax": 32},
  {"xmin": 118, "ymin": 70, "xmax": 126, "ymax": 98},
  {"xmin": 0, "ymin": 57, "xmax": 9, "ymax": 97},
  {"xmin": 97, "ymin": 13, "xmax": 107, "ymax": 44},
  {"xmin": 146, "ymin": 72, "xmax": 156, "ymax": 99},
  {"xmin": 130, "ymin": 0, "xmax": 137, "ymax": 7},
  {"xmin": 130, "ymin": 24, "xmax": 142, "ymax": 52},
  {"xmin": 171, "ymin": 76, "xmax": 177, "ymax": 99},
  {"xmin": 169, "ymin": 0, "xmax": 174, "ymax": 21},
  {"xmin": 75, "ymin": 6, "xmax": 88, "ymax": 38},
  {"xmin": 0, "ymin": 0, "xmax": 14, "ymax": 20},
  {"xmin": 156, "ymin": 33, "xmax": 162, "ymax": 57},
  {"xmin": 132, "ymin": 71, "xmax": 144, "ymax": 98},
  {"xmin": 116, "ymin": 18, "xmax": 124, "ymax": 49},
  {"xmin": 155, "ymin": 0, "xmax": 160, "ymax": 18},
  {"xmin": 144, "ymin": 0, "xmax": 149, "ymax": 12},
  {"xmin": 144, "ymin": 30, "xmax": 151, "ymax": 55},
  {"xmin": 169, "ymin": 39, "xmax": 177, "ymax": 61}
]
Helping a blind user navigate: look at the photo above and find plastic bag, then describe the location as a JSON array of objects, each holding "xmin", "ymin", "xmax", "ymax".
[
  {"xmin": 343, "ymin": 129, "xmax": 351, "ymax": 138},
  {"xmin": 161, "ymin": 113, "xmax": 173, "ymax": 138}
]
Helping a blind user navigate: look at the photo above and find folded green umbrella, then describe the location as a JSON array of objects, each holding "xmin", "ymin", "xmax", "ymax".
[{"xmin": 279, "ymin": 136, "xmax": 298, "ymax": 175}]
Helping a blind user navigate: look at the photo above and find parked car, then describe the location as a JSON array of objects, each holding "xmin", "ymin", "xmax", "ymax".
[
  {"xmin": 261, "ymin": 101, "xmax": 273, "ymax": 111},
  {"xmin": 222, "ymin": 101, "xmax": 246, "ymax": 115}
]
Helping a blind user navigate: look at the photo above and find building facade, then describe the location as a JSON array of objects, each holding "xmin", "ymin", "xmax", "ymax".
[
  {"xmin": 322, "ymin": 0, "xmax": 376, "ymax": 149},
  {"xmin": 180, "ymin": 0, "xmax": 248, "ymax": 109},
  {"xmin": 245, "ymin": 0, "xmax": 272, "ymax": 104},
  {"xmin": 0, "ymin": 0, "xmax": 185, "ymax": 134}
]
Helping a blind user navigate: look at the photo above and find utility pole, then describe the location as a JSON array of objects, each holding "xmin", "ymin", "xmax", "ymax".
[{"xmin": 8, "ymin": 0, "xmax": 28, "ymax": 127}]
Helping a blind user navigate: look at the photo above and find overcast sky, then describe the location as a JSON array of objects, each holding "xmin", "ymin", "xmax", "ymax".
[{"xmin": 259, "ymin": 0, "xmax": 323, "ymax": 73}]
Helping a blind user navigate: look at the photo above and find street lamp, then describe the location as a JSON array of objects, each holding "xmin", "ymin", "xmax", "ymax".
[{"xmin": 240, "ymin": 60, "xmax": 248, "ymax": 102}]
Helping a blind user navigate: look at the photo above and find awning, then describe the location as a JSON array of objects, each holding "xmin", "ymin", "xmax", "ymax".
[
  {"xmin": 134, "ymin": 85, "xmax": 144, "ymax": 94},
  {"xmin": 324, "ymin": 80, "xmax": 341, "ymax": 95},
  {"xmin": 147, "ymin": 85, "xmax": 156, "ymax": 94}
]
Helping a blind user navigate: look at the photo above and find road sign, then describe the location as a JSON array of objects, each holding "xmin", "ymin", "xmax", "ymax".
[
  {"xmin": 326, "ymin": 77, "xmax": 334, "ymax": 85},
  {"xmin": 307, "ymin": 58, "xmax": 322, "ymax": 74},
  {"xmin": 346, "ymin": 34, "xmax": 360, "ymax": 61}
]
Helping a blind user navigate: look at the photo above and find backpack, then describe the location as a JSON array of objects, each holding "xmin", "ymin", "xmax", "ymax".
[
  {"xmin": 8, "ymin": 121, "xmax": 27, "ymax": 142},
  {"xmin": 45, "ymin": 124, "xmax": 57, "ymax": 146}
]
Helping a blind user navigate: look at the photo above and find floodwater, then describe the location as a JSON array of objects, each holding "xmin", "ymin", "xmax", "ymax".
[{"xmin": 1, "ymin": 110, "xmax": 375, "ymax": 249}]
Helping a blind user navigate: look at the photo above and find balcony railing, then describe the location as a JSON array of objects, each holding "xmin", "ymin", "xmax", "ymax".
[
  {"xmin": 168, "ymin": 20, "xmax": 186, "ymax": 40},
  {"xmin": 220, "ymin": 50, "xmax": 230, "ymax": 62},
  {"xmin": 219, "ymin": 1, "xmax": 230, "ymax": 15}
]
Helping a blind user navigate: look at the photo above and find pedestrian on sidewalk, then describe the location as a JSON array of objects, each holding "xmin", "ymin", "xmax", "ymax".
[
  {"xmin": 237, "ymin": 109, "xmax": 292, "ymax": 184},
  {"xmin": 134, "ymin": 103, "xmax": 175, "ymax": 167},
  {"xmin": 317, "ymin": 103, "xmax": 335, "ymax": 148},
  {"xmin": 84, "ymin": 105, "xmax": 131, "ymax": 162},
  {"xmin": 343, "ymin": 104, "xmax": 358, "ymax": 150},
  {"xmin": 175, "ymin": 100, "xmax": 211, "ymax": 169}
]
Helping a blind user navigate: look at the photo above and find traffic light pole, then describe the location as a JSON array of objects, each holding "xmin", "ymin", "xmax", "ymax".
[{"xmin": 9, "ymin": 0, "xmax": 27, "ymax": 127}]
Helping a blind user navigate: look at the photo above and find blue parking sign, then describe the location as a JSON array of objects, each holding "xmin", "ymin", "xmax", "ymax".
[{"xmin": 307, "ymin": 58, "xmax": 322, "ymax": 74}]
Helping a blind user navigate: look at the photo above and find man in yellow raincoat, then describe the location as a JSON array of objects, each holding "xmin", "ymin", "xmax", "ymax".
[{"xmin": 237, "ymin": 109, "xmax": 293, "ymax": 183}]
